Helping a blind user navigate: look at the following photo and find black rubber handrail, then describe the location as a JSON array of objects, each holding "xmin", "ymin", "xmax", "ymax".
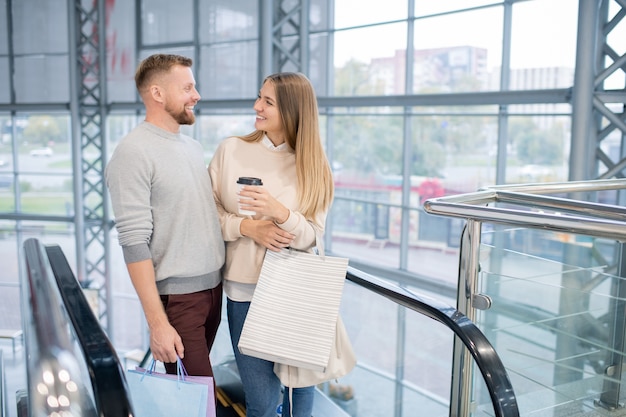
[
  {"xmin": 21, "ymin": 239, "xmax": 135, "ymax": 417},
  {"xmin": 44, "ymin": 244, "xmax": 134, "ymax": 417},
  {"xmin": 346, "ymin": 266, "xmax": 520, "ymax": 417}
]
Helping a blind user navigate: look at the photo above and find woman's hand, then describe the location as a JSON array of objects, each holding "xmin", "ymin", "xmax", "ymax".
[
  {"xmin": 238, "ymin": 186, "xmax": 290, "ymax": 224},
  {"xmin": 240, "ymin": 219, "xmax": 295, "ymax": 251}
]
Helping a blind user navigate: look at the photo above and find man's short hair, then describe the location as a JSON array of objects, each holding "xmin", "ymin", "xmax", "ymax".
[{"xmin": 135, "ymin": 54, "xmax": 193, "ymax": 94}]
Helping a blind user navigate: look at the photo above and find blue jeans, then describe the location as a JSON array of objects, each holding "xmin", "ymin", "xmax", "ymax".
[{"xmin": 227, "ymin": 298, "xmax": 315, "ymax": 417}]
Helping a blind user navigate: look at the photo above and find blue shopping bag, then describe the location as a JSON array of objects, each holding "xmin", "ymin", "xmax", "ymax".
[{"xmin": 126, "ymin": 358, "xmax": 210, "ymax": 417}]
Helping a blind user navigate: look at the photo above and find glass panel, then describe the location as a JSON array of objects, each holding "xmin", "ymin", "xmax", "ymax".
[
  {"xmin": 0, "ymin": 114, "xmax": 11, "ymax": 172},
  {"xmin": 605, "ymin": 3, "xmax": 626, "ymax": 89},
  {"xmin": 0, "ymin": 221, "xmax": 20, "ymax": 329},
  {"xmin": 199, "ymin": 42, "xmax": 258, "ymax": 100},
  {"xmin": 16, "ymin": 114, "xmax": 71, "ymax": 172},
  {"xmin": 413, "ymin": 7, "xmax": 502, "ymax": 93},
  {"xmin": 141, "ymin": 0, "xmax": 193, "ymax": 45},
  {"xmin": 0, "ymin": 58, "xmax": 9, "ymax": 103},
  {"xmin": 199, "ymin": 1, "xmax": 258, "ymax": 43},
  {"xmin": 309, "ymin": 33, "xmax": 331, "ymax": 96},
  {"xmin": 414, "ymin": 0, "xmax": 501, "ymax": 17},
  {"xmin": 345, "ymin": 282, "xmax": 455, "ymax": 416},
  {"xmin": 310, "ymin": 0, "xmax": 332, "ymax": 32},
  {"xmin": 14, "ymin": 55, "xmax": 70, "ymax": 103},
  {"xmin": 509, "ymin": 0, "xmax": 578, "ymax": 71},
  {"xmin": 330, "ymin": 201, "xmax": 400, "ymax": 269},
  {"xmin": 106, "ymin": 0, "xmax": 137, "ymax": 103},
  {"xmin": 420, "ymin": 112, "xmax": 498, "ymax": 193},
  {"xmin": 12, "ymin": 0, "xmax": 68, "ymax": 54},
  {"xmin": 505, "ymin": 115, "xmax": 570, "ymax": 184},
  {"xmin": 17, "ymin": 174, "xmax": 73, "ymax": 216},
  {"xmin": 475, "ymin": 227, "xmax": 626, "ymax": 415},
  {"xmin": 507, "ymin": 67, "xmax": 575, "ymax": 91},
  {"xmin": 196, "ymin": 112, "xmax": 255, "ymax": 157},
  {"xmin": 334, "ymin": 0, "xmax": 408, "ymax": 29},
  {"xmin": 0, "ymin": 0, "xmax": 7, "ymax": 54},
  {"xmin": 334, "ymin": 23, "xmax": 407, "ymax": 96},
  {"xmin": 331, "ymin": 111, "xmax": 404, "ymax": 184}
]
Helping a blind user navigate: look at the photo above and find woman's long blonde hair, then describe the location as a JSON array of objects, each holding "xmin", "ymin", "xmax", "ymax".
[{"xmin": 239, "ymin": 72, "xmax": 334, "ymax": 224}]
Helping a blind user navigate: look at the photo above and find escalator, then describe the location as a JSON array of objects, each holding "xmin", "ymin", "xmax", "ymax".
[
  {"xmin": 19, "ymin": 238, "xmax": 133, "ymax": 416},
  {"xmin": 13, "ymin": 237, "xmax": 519, "ymax": 416}
]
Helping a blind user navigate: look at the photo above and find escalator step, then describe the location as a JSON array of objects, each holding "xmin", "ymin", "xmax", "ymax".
[{"xmin": 216, "ymin": 386, "xmax": 246, "ymax": 417}]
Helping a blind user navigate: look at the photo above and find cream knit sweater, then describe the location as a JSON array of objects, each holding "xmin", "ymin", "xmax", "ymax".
[{"xmin": 208, "ymin": 136, "xmax": 325, "ymax": 291}]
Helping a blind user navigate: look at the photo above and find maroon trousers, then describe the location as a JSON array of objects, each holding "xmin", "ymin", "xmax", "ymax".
[{"xmin": 160, "ymin": 283, "xmax": 223, "ymax": 377}]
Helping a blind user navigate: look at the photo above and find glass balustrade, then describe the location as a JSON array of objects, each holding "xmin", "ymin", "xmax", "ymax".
[{"xmin": 472, "ymin": 227, "xmax": 626, "ymax": 416}]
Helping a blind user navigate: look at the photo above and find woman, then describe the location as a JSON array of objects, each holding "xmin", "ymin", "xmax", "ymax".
[{"xmin": 209, "ymin": 72, "xmax": 334, "ymax": 417}]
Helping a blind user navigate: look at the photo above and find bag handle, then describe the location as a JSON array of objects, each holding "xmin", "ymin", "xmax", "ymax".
[
  {"xmin": 315, "ymin": 229, "xmax": 326, "ymax": 259},
  {"xmin": 141, "ymin": 356, "xmax": 188, "ymax": 384}
]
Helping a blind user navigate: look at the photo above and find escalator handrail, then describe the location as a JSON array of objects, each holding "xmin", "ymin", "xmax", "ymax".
[
  {"xmin": 346, "ymin": 266, "xmax": 520, "ymax": 417},
  {"xmin": 44, "ymin": 244, "xmax": 134, "ymax": 417},
  {"xmin": 22, "ymin": 238, "xmax": 99, "ymax": 416}
]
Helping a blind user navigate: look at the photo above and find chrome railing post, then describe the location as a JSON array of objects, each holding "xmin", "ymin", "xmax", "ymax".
[
  {"xmin": 598, "ymin": 242, "xmax": 626, "ymax": 409},
  {"xmin": 451, "ymin": 219, "xmax": 482, "ymax": 417}
]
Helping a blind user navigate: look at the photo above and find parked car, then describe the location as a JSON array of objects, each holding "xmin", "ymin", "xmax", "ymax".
[{"xmin": 30, "ymin": 147, "xmax": 53, "ymax": 157}]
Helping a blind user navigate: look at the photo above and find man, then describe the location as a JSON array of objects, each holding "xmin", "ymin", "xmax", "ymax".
[{"xmin": 105, "ymin": 54, "xmax": 225, "ymax": 377}]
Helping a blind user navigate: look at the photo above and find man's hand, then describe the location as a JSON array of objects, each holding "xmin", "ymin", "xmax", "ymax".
[
  {"xmin": 149, "ymin": 320, "xmax": 185, "ymax": 363},
  {"xmin": 126, "ymin": 259, "xmax": 185, "ymax": 363}
]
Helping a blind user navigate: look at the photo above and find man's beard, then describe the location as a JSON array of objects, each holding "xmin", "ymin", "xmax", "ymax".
[{"xmin": 166, "ymin": 103, "xmax": 195, "ymax": 125}]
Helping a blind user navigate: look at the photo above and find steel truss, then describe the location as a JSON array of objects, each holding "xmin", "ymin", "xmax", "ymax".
[
  {"xmin": 69, "ymin": 0, "xmax": 110, "ymax": 330},
  {"xmin": 595, "ymin": 0, "xmax": 626, "ymax": 181},
  {"xmin": 264, "ymin": 0, "xmax": 308, "ymax": 73}
]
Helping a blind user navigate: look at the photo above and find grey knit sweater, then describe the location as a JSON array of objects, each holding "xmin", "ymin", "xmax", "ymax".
[{"xmin": 105, "ymin": 122, "xmax": 224, "ymax": 294}]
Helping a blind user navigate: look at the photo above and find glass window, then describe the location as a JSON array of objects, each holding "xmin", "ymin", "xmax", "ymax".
[
  {"xmin": 505, "ymin": 115, "xmax": 570, "ymax": 184},
  {"xmin": 310, "ymin": 0, "xmax": 332, "ymax": 32},
  {"xmin": 141, "ymin": 0, "xmax": 193, "ymax": 45},
  {"xmin": 0, "ymin": 0, "xmax": 7, "ymax": 55},
  {"xmin": 0, "ymin": 114, "xmax": 11, "ymax": 173},
  {"xmin": 413, "ymin": 7, "xmax": 502, "ymax": 93},
  {"xmin": 16, "ymin": 114, "xmax": 70, "ymax": 170},
  {"xmin": 12, "ymin": 0, "xmax": 68, "ymax": 54},
  {"xmin": 14, "ymin": 55, "xmax": 70, "ymax": 103},
  {"xmin": 414, "ymin": 0, "xmax": 501, "ymax": 17},
  {"xmin": 334, "ymin": 23, "xmax": 408, "ymax": 96},
  {"xmin": 334, "ymin": 0, "xmax": 408, "ymax": 29},
  {"xmin": 417, "ymin": 111, "xmax": 499, "ymax": 193},
  {"xmin": 308, "ymin": 33, "xmax": 331, "ymax": 96},
  {"xmin": 199, "ymin": 42, "xmax": 258, "ymax": 100},
  {"xmin": 605, "ymin": 1, "xmax": 626, "ymax": 89},
  {"xmin": 510, "ymin": 0, "xmax": 577, "ymax": 71},
  {"xmin": 0, "ymin": 57, "xmax": 9, "ymax": 103},
  {"xmin": 331, "ymin": 111, "xmax": 404, "ymax": 190},
  {"xmin": 16, "ymin": 176, "xmax": 74, "ymax": 216},
  {"xmin": 106, "ymin": 0, "xmax": 137, "ymax": 103},
  {"xmin": 199, "ymin": 1, "xmax": 258, "ymax": 43},
  {"xmin": 196, "ymin": 112, "xmax": 255, "ymax": 158},
  {"xmin": 0, "ymin": 220, "xmax": 21, "ymax": 329}
]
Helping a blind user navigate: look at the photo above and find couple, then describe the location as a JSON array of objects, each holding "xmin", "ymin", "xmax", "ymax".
[{"xmin": 105, "ymin": 53, "xmax": 334, "ymax": 417}]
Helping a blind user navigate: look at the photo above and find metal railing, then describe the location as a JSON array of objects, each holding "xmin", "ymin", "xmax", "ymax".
[
  {"xmin": 423, "ymin": 178, "xmax": 626, "ymax": 416},
  {"xmin": 346, "ymin": 267, "xmax": 520, "ymax": 417}
]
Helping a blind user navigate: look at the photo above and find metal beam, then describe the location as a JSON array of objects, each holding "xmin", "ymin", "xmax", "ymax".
[{"xmin": 69, "ymin": 0, "xmax": 110, "ymax": 332}]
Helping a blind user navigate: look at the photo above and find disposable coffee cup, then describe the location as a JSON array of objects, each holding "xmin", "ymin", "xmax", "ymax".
[{"xmin": 237, "ymin": 177, "xmax": 263, "ymax": 215}]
